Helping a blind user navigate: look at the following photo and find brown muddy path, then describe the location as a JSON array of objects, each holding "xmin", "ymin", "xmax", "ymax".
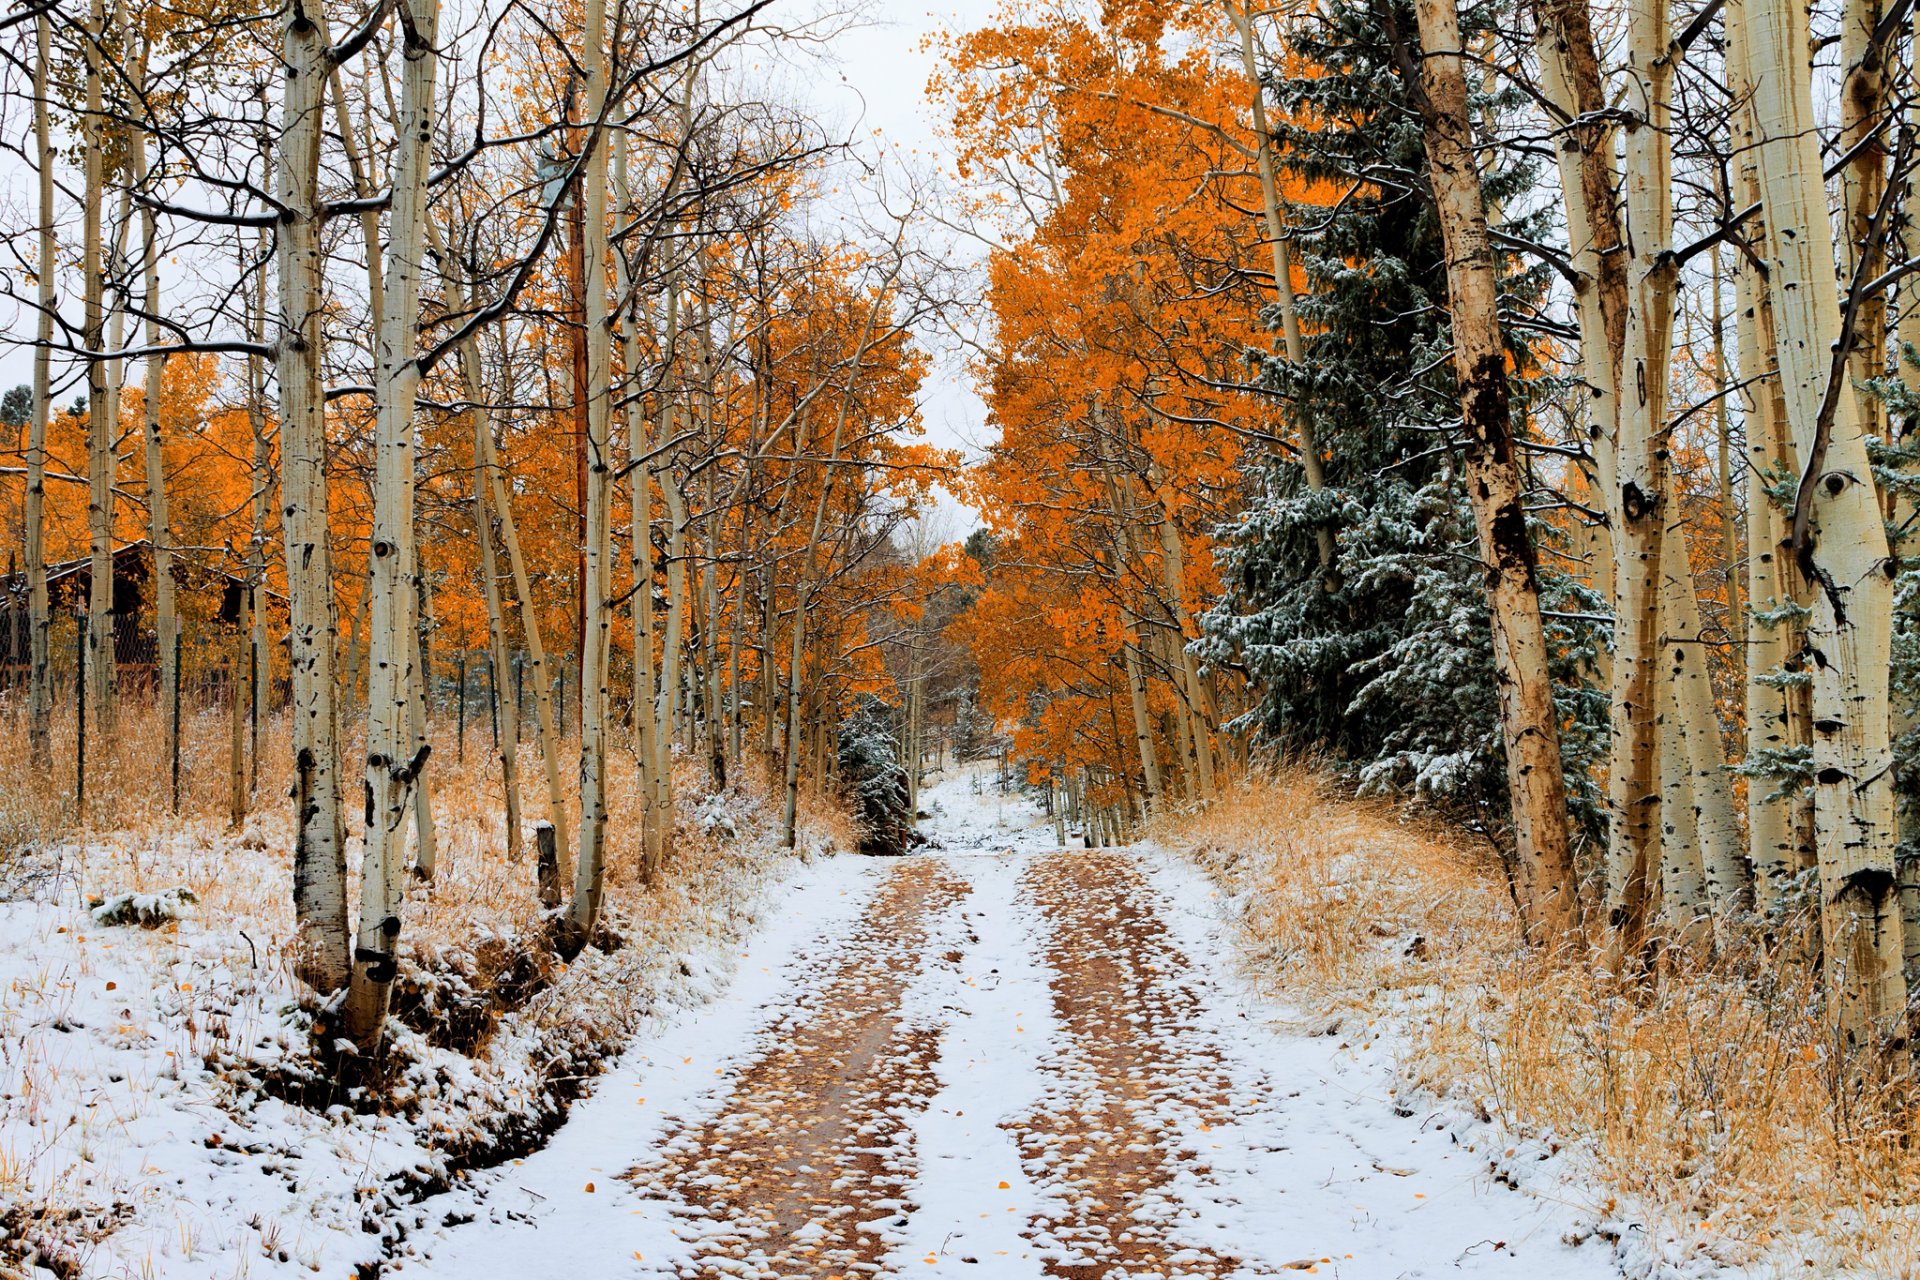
[
  {"xmin": 618, "ymin": 846, "xmax": 1271, "ymax": 1279},
  {"xmin": 624, "ymin": 857, "xmax": 971, "ymax": 1278},
  {"xmin": 1014, "ymin": 850, "xmax": 1253, "ymax": 1278}
]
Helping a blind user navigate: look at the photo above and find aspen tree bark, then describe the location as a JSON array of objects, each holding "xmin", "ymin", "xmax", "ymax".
[
  {"xmin": 1147, "ymin": 466, "xmax": 1221, "ymax": 792},
  {"xmin": 1838, "ymin": 0, "xmax": 1891, "ymax": 449},
  {"xmin": 1606, "ymin": 0, "xmax": 1685, "ymax": 945},
  {"xmin": 1536, "ymin": 1, "xmax": 1655, "ymax": 932},
  {"xmin": 82, "ymin": 0, "xmax": 115, "ymax": 734},
  {"xmin": 345, "ymin": 64, "xmax": 436, "ymax": 866},
  {"xmin": 25, "ymin": 7, "xmax": 54, "ymax": 767},
  {"xmin": 1738, "ymin": 0, "xmax": 1909, "ymax": 1048},
  {"xmin": 1097, "ymin": 424, "xmax": 1164, "ymax": 808},
  {"xmin": 1223, "ymin": 0, "xmax": 1335, "ymax": 570},
  {"xmin": 695, "ymin": 293, "xmax": 729, "ymax": 788},
  {"xmin": 246, "ymin": 225, "xmax": 271, "ymax": 801},
  {"xmin": 661, "ymin": 469, "xmax": 691, "ymax": 825},
  {"xmin": 230, "ymin": 589, "xmax": 251, "ymax": 827},
  {"xmin": 562, "ymin": 0, "xmax": 617, "ymax": 955},
  {"xmin": 1404, "ymin": 0, "xmax": 1580, "ymax": 943},
  {"xmin": 614, "ymin": 140, "xmax": 666, "ymax": 879},
  {"xmin": 643, "ymin": 282, "xmax": 681, "ymax": 878},
  {"xmin": 280, "ymin": 0, "xmax": 352, "ymax": 994},
  {"xmin": 345, "ymin": 0, "xmax": 437, "ymax": 1051},
  {"xmin": 1659, "ymin": 702, "xmax": 1707, "ymax": 936},
  {"xmin": 132, "ymin": 44, "xmax": 178, "ymax": 814},
  {"xmin": 1727, "ymin": 50, "xmax": 1809, "ymax": 912},
  {"xmin": 1659, "ymin": 525, "xmax": 1749, "ymax": 921},
  {"xmin": 409, "ymin": 564, "xmax": 437, "ymax": 879}
]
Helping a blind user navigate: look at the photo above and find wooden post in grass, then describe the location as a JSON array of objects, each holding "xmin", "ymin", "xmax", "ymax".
[{"xmin": 535, "ymin": 821, "xmax": 560, "ymax": 907}]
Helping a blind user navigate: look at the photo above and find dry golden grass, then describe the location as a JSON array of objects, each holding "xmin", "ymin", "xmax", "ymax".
[
  {"xmin": 0, "ymin": 689, "xmax": 856, "ymax": 1274},
  {"xmin": 1152, "ymin": 765, "xmax": 1920, "ymax": 1279}
]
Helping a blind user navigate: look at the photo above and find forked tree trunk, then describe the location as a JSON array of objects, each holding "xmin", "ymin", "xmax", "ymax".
[
  {"xmin": 246, "ymin": 225, "xmax": 272, "ymax": 802},
  {"xmin": 82, "ymin": 0, "xmax": 115, "ymax": 738},
  {"xmin": 1738, "ymin": 0, "xmax": 1908, "ymax": 1050},
  {"xmin": 1405, "ymin": 0, "xmax": 1580, "ymax": 944},
  {"xmin": 345, "ymin": 0, "xmax": 436, "ymax": 1052},
  {"xmin": 615, "ymin": 142, "xmax": 666, "ymax": 880},
  {"xmin": 279, "ymin": 1, "xmax": 352, "ymax": 994},
  {"xmin": 25, "ymin": 7, "xmax": 54, "ymax": 767},
  {"xmin": 132, "ymin": 43, "xmax": 178, "ymax": 815}
]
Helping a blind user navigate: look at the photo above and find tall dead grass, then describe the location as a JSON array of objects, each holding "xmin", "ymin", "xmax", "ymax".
[{"xmin": 1153, "ymin": 766, "xmax": 1920, "ymax": 1278}]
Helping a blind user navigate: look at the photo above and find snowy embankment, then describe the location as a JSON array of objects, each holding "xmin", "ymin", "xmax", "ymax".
[
  {"xmin": 1155, "ymin": 769, "xmax": 1920, "ymax": 1280},
  {"xmin": 0, "ymin": 762, "xmax": 839, "ymax": 1280}
]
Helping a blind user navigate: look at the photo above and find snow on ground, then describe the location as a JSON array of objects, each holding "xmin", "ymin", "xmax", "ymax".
[
  {"xmin": 391, "ymin": 853, "xmax": 889, "ymax": 1277},
  {"xmin": 0, "ymin": 773, "xmax": 830, "ymax": 1280},
  {"xmin": 386, "ymin": 764, "xmax": 1628, "ymax": 1278},
  {"xmin": 3, "ymin": 760, "xmax": 1635, "ymax": 1279}
]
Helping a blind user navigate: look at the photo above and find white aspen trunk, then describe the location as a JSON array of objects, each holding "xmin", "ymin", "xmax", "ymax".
[
  {"xmin": 230, "ymin": 590, "xmax": 251, "ymax": 828},
  {"xmin": 81, "ymin": 0, "xmax": 115, "ymax": 736},
  {"xmin": 1099, "ymin": 441, "xmax": 1164, "ymax": 808},
  {"xmin": 1224, "ymin": 0, "xmax": 1335, "ymax": 569},
  {"xmin": 409, "ymin": 566, "xmax": 437, "ymax": 879},
  {"xmin": 1658, "ymin": 686, "xmax": 1705, "ymax": 938},
  {"xmin": 1602, "ymin": 0, "xmax": 1682, "ymax": 949},
  {"xmin": 1739, "ymin": 0, "xmax": 1908, "ymax": 1048},
  {"xmin": 659, "ymin": 470, "xmax": 690, "ymax": 851},
  {"xmin": 25, "ymin": 8, "xmax": 54, "ymax": 767},
  {"xmin": 336, "ymin": 64, "xmax": 434, "ymax": 869},
  {"xmin": 1728, "ymin": 63, "xmax": 1806, "ymax": 913},
  {"xmin": 132, "ymin": 44, "xmax": 178, "ymax": 815},
  {"xmin": 1409, "ymin": 0, "xmax": 1580, "ymax": 943},
  {"xmin": 564, "ymin": 0, "xmax": 616, "ymax": 952},
  {"xmin": 1838, "ymin": 0, "xmax": 1890, "ymax": 452},
  {"xmin": 1537, "ymin": 2, "xmax": 1659, "ymax": 941},
  {"xmin": 247, "ymin": 226, "xmax": 271, "ymax": 801},
  {"xmin": 279, "ymin": 0, "xmax": 351, "ymax": 994},
  {"xmin": 1148, "ymin": 473, "xmax": 1219, "ymax": 794},
  {"xmin": 614, "ymin": 142, "xmax": 665, "ymax": 880},
  {"xmin": 1659, "ymin": 525, "xmax": 1748, "ymax": 923},
  {"xmin": 345, "ymin": 0, "xmax": 435, "ymax": 1052},
  {"xmin": 695, "ymin": 294, "xmax": 728, "ymax": 788}
]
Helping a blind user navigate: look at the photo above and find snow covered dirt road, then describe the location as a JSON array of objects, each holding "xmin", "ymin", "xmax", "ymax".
[{"xmin": 400, "ymin": 772, "xmax": 1620, "ymax": 1279}]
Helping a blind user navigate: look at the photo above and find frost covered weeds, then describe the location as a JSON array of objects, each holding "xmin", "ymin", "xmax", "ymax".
[
  {"xmin": 0, "ymin": 700, "xmax": 848, "ymax": 1280},
  {"xmin": 1154, "ymin": 765, "xmax": 1920, "ymax": 1280}
]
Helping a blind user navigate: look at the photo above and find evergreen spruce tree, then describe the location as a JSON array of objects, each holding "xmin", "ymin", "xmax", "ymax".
[
  {"xmin": 838, "ymin": 694, "xmax": 914, "ymax": 856},
  {"xmin": 1203, "ymin": 0, "xmax": 1607, "ymax": 838}
]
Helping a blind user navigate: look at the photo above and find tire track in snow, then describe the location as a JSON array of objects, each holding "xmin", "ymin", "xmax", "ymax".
[
  {"xmin": 623, "ymin": 856, "xmax": 969, "ymax": 1277},
  {"xmin": 1014, "ymin": 849, "xmax": 1253, "ymax": 1278}
]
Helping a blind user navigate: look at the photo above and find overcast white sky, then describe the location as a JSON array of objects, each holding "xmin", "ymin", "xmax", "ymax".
[
  {"xmin": 799, "ymin": 0, "xmax": 1005, "ymax": 534},
  {"xmin": 1, "ymin": 0, "xmax": 1007, "ymax": 531}
]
